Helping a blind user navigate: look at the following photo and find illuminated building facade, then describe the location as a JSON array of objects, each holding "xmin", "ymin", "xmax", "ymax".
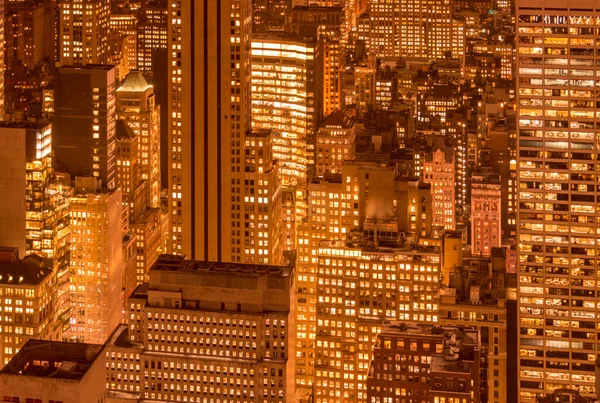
[
  {"xmin": 68, "ymin": 179, "xmax": 123, "ymax": 344},
  {"xmin": 136, "ymin": 0, "xmax": 167, "ymax": 72},
  {"xmin": 110, "ymin": 12, "xmax": 138, "ymax": 72},
  {"xmin": 244, "ymin": 130, "xmax": 284, "ymax": 266},
  {"xmin": 57, "ymin": 0, "xmax": 110, "ymax": 66},
  {"xmin": 315, "ymin": 109, "xmax": 355, "ymax": 176},
  {"xmin": 55, "ymin": 65, "xmax": 117, "ymax": 190},
  {"xmin": 5, "ymin": 0, "xmax": 45, "ymax": 69},
  {"xmin": 168, "ymin": 1, "xmax": 251, "ymax": 261},
  {"xmin": 295, "ymin": 162, "xmax": 434, "ymax": 391},
  {"xmin": 369, "ymin": 0, "xmax": 453, "ymax": 59},
  {"xmin": 471, "ymin": 171, "xmax": 502, "ymax": 256},
  {"xmin": 423, "ymin": 143, "xmax": 456, "ymax": 230},
  {"xmin": 117, "ymin": 71, "xmax": 161, "ymax": 208},
  {"xmin": 367, "ymin": 323, "xmax": 481, "ymax": 403},
  {"xmin": 0, "ymin": 122, "xmax": 70, "ymax": 340},
  {"xmin": 516, "ymin": 0, "xmax": 600, "ymax": 399},
  {"xmin": 319, "ymin": 34, "xmax": 345, "ymax": 117},
  {"xmin": 0, "ymin": 250, "xmax": 53, "ymax": 367},
  {"xmin": 105, "ymin": 255, "xmax": 296, "ymax": 402},
  {"xmin": 313, "ymin": 235, "xmax": 441, "ymax": 403},
  {"xmin": 251, "ymin": 33, "xmax": 317, "ymax": 188}
]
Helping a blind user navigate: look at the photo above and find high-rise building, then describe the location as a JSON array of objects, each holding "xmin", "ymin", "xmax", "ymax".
[
  {"xmin": 0, "ymin": 122, "xmax": 71, "ymax": 339},
  {"xmin": 0, "ymin": 122, "xmax": 50, "ymax": 258},
  {"xmin": 319, "ymin": 33, "xmax": 345, "ymax": 117},
  {"xmin": 516, "ymin": 1, "xmax": 600, "ymax": 399},
  {"xmin": 369, "ymin": 0, "xmax": 453, "ymax": 59},
  {"xmin": 110, "ymin": 12, "xmax": 138, "ymax": 71},
  {"xmin": 117, "ymin": 70, "xmax": 161, "ymax": 208},
  {"xmin": 315, "ymin": 109, "xmax": 355, "ymax": 176},
  {"xmin": 252, "ymin": 0, "xmax": 292, "ymax": 33},
  {"xmin": 295, "ymin": 161, "xmax": 434, "ymax": 390},
  {"xmin": 251, "ymin": 32, "xmax": 318, "ymax": 188},
  {"xmin": 168, "ymin": 1, "xmax": 251, "ymax": 261},
  {"xmin": 312, "ymin": 234, "xmax": 442, "ymax": 402},
  {"xmin": 0, "ymin": 339, "xmax": 106, "ymax": 402},
  {"xmin": 55, "ymin": 65, "xmax": 117, "ymax": 189},
  {"xmin": 68, "ymin": 177, "xmax": 123, "ymax": 344},
  {"xmin": 423, "ymin": 141, "xmax": 456, "ymax": 231},
  {"xmin": 105, "ymin": 254, "xmax": 296, "ymax": 402},
  {"xmin": 57, "ymin": 0, "xmax": 110, "ymax": 66},
  {"xmin": 470, "ymin": 171, "xmax": 502, "ymax": 256},
  {"xmin": 136, "ymin": 0, "xmax": 167, "ymax": 72},
  {"xmin": 0, "ymin": 249, "xmax": 54, "ymax": 367},
  {"xmin": 244, "ymin": 130, "xmax": 284, "ymax": 266},
  {"xmin": 5, "ymin": 0, "xmax": 45, "ymax": 69}
]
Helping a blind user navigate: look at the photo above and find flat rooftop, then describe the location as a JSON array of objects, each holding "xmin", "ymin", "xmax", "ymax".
[
  {"xmin": 0, "ymin": 254, "xmax": 50, "ymax": 286},
  {"xmin": 1, "ymin": 340, "xmax": 103, "ymax": 380},
  {"xmin": 150, "ymin": 254, "xmax": 293, "ymax": 278}
]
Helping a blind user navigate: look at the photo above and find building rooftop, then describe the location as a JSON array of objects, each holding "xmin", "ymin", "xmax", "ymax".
[
  {"xmin": 0, "ymin": 339, "xmax": 103, "ymax": 380},
  {"xmin": 0, "ymin": 254, "xmax": 50, "ymax": 286},
  {"xmin": 105, "ymin": 324, "xmax": 142, "ymax": 349},
  {"xmin": 58, "ymin": 64, "xmax": 115, "ymax": 71},
  {"xmin": 0, "ymin": 120, "xmax": 51, "ymax": 130},
  {"xmin": 150, "ymin": 255, "xmax": 293, "ymax": 278},
  {"xmin": 320, "ymin": 109, "xmax": 354, "ymax": 130},
  {"xmin": 118, "ymin": 70, "xmax": 152, "ymax": 92}
]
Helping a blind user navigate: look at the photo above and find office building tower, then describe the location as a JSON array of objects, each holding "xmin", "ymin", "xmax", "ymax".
[
  {"xmin": 244, "ymin": 130, "xmax": 284, "ymax": 265},
  {"xmin": 0, "ymin": 249, "xmax": 53, "ymax": 367},
  {"xmin": 319, "ymin": 33, "xmax": 345, "ymax": 117},
  {"xmin": 516, "ymin": 0, "xmax": 600, "ymax": 399},
  {"xmin": 315, "ymin": 109, "xmax": 355, "ymax": 176},
  {"xmin": 105, "ymin": 254, "xmax": 296, "ymax": 402},
  {"xmin": 369, "ymin": 0, "xmax": 453, "ymax": 59},
  {"xmin": 68, "ymin": 178, "xmax": 123, "ymax": 344},
  {"xmin": 471, "ymin": 171, "xmax": 502, "ymax": 256},
  {"xmin": 289, "ymin": 5, "xmax": 344, "ymax": 39},
  {"xmin": 5, "ymin": 0, "xmax": 45, "ymax": 69},
  {"xmin": 168, "ymin": 1, "xmax": 251, "ymax": 261},
  {"xmin": 312, "ymin": 234, "xmax": 442, "ymax": 403},
  {"xmin": 57, "ymin": 0, "xmax": 110, "ymax": 66},
  {"xmin": 55, "ymin": 65, "xmax": 117, "ymax": 190},
  {"xmin": 136, "ymin": 0, "xmax": 167, "ymax": 72},
  {"xmin": 117, "ymin": 71, "xmax": 161, "ymax": 208},
  {"xmin": 0, "ymin": 122, "xmax": 71, "ymax": 339},
  {"xmin": 110, "ymin": 11, "xmax": 138, "ymax": 71},
  {"xmin": 295, "ymin": 162, "xmax": 434, "ymax": 390},
  {"xmin": 423, "ymin": 141, "xmax": 456, "ymax": 230},
  {"xmin": 252, "ymin": 0, "xmax": 292, "ymax": 33},
  {"xmin": 0, "ymin": 340, "xmax": 106, "ymax": 402},
  {"xmin": 251, "ymin": 32, "xmax": 318, "ymax": 188},
  {"xmin": 0, "ymin": 123, "xmax": 45, "ymax": 258}
]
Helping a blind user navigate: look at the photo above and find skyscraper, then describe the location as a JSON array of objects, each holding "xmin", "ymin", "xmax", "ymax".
[
  {"xmin": 57, "ymin": 0, "xmax": 110, "ymax": 66},
  {"xmin": 369, "ymin": 0, "xmax": 453, "ymax": 59},
  {"xmin": 517, "ymin": 1, "xmax": 600, "ymax": 400},
  {"xmin": 117, "ymin": 71, "xmax": 161, "ymax": 208},
  {"xmin": 68, "ymin": 177, "xmax": 123, "ymax": 344},
  {"xmin": 136, "ymin": 0, "xmax": 167, "ymax": 72},
  {"xmin": 55, "ymin": 65, "xmax": 117, "ymax": 190},
  {"xmin": 168, "ymin": 1, "xmax": 251, "ymax": 261},
  {"xmin": 251, "ymin": 32, "xmax": 318, "ymax": 188}
]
